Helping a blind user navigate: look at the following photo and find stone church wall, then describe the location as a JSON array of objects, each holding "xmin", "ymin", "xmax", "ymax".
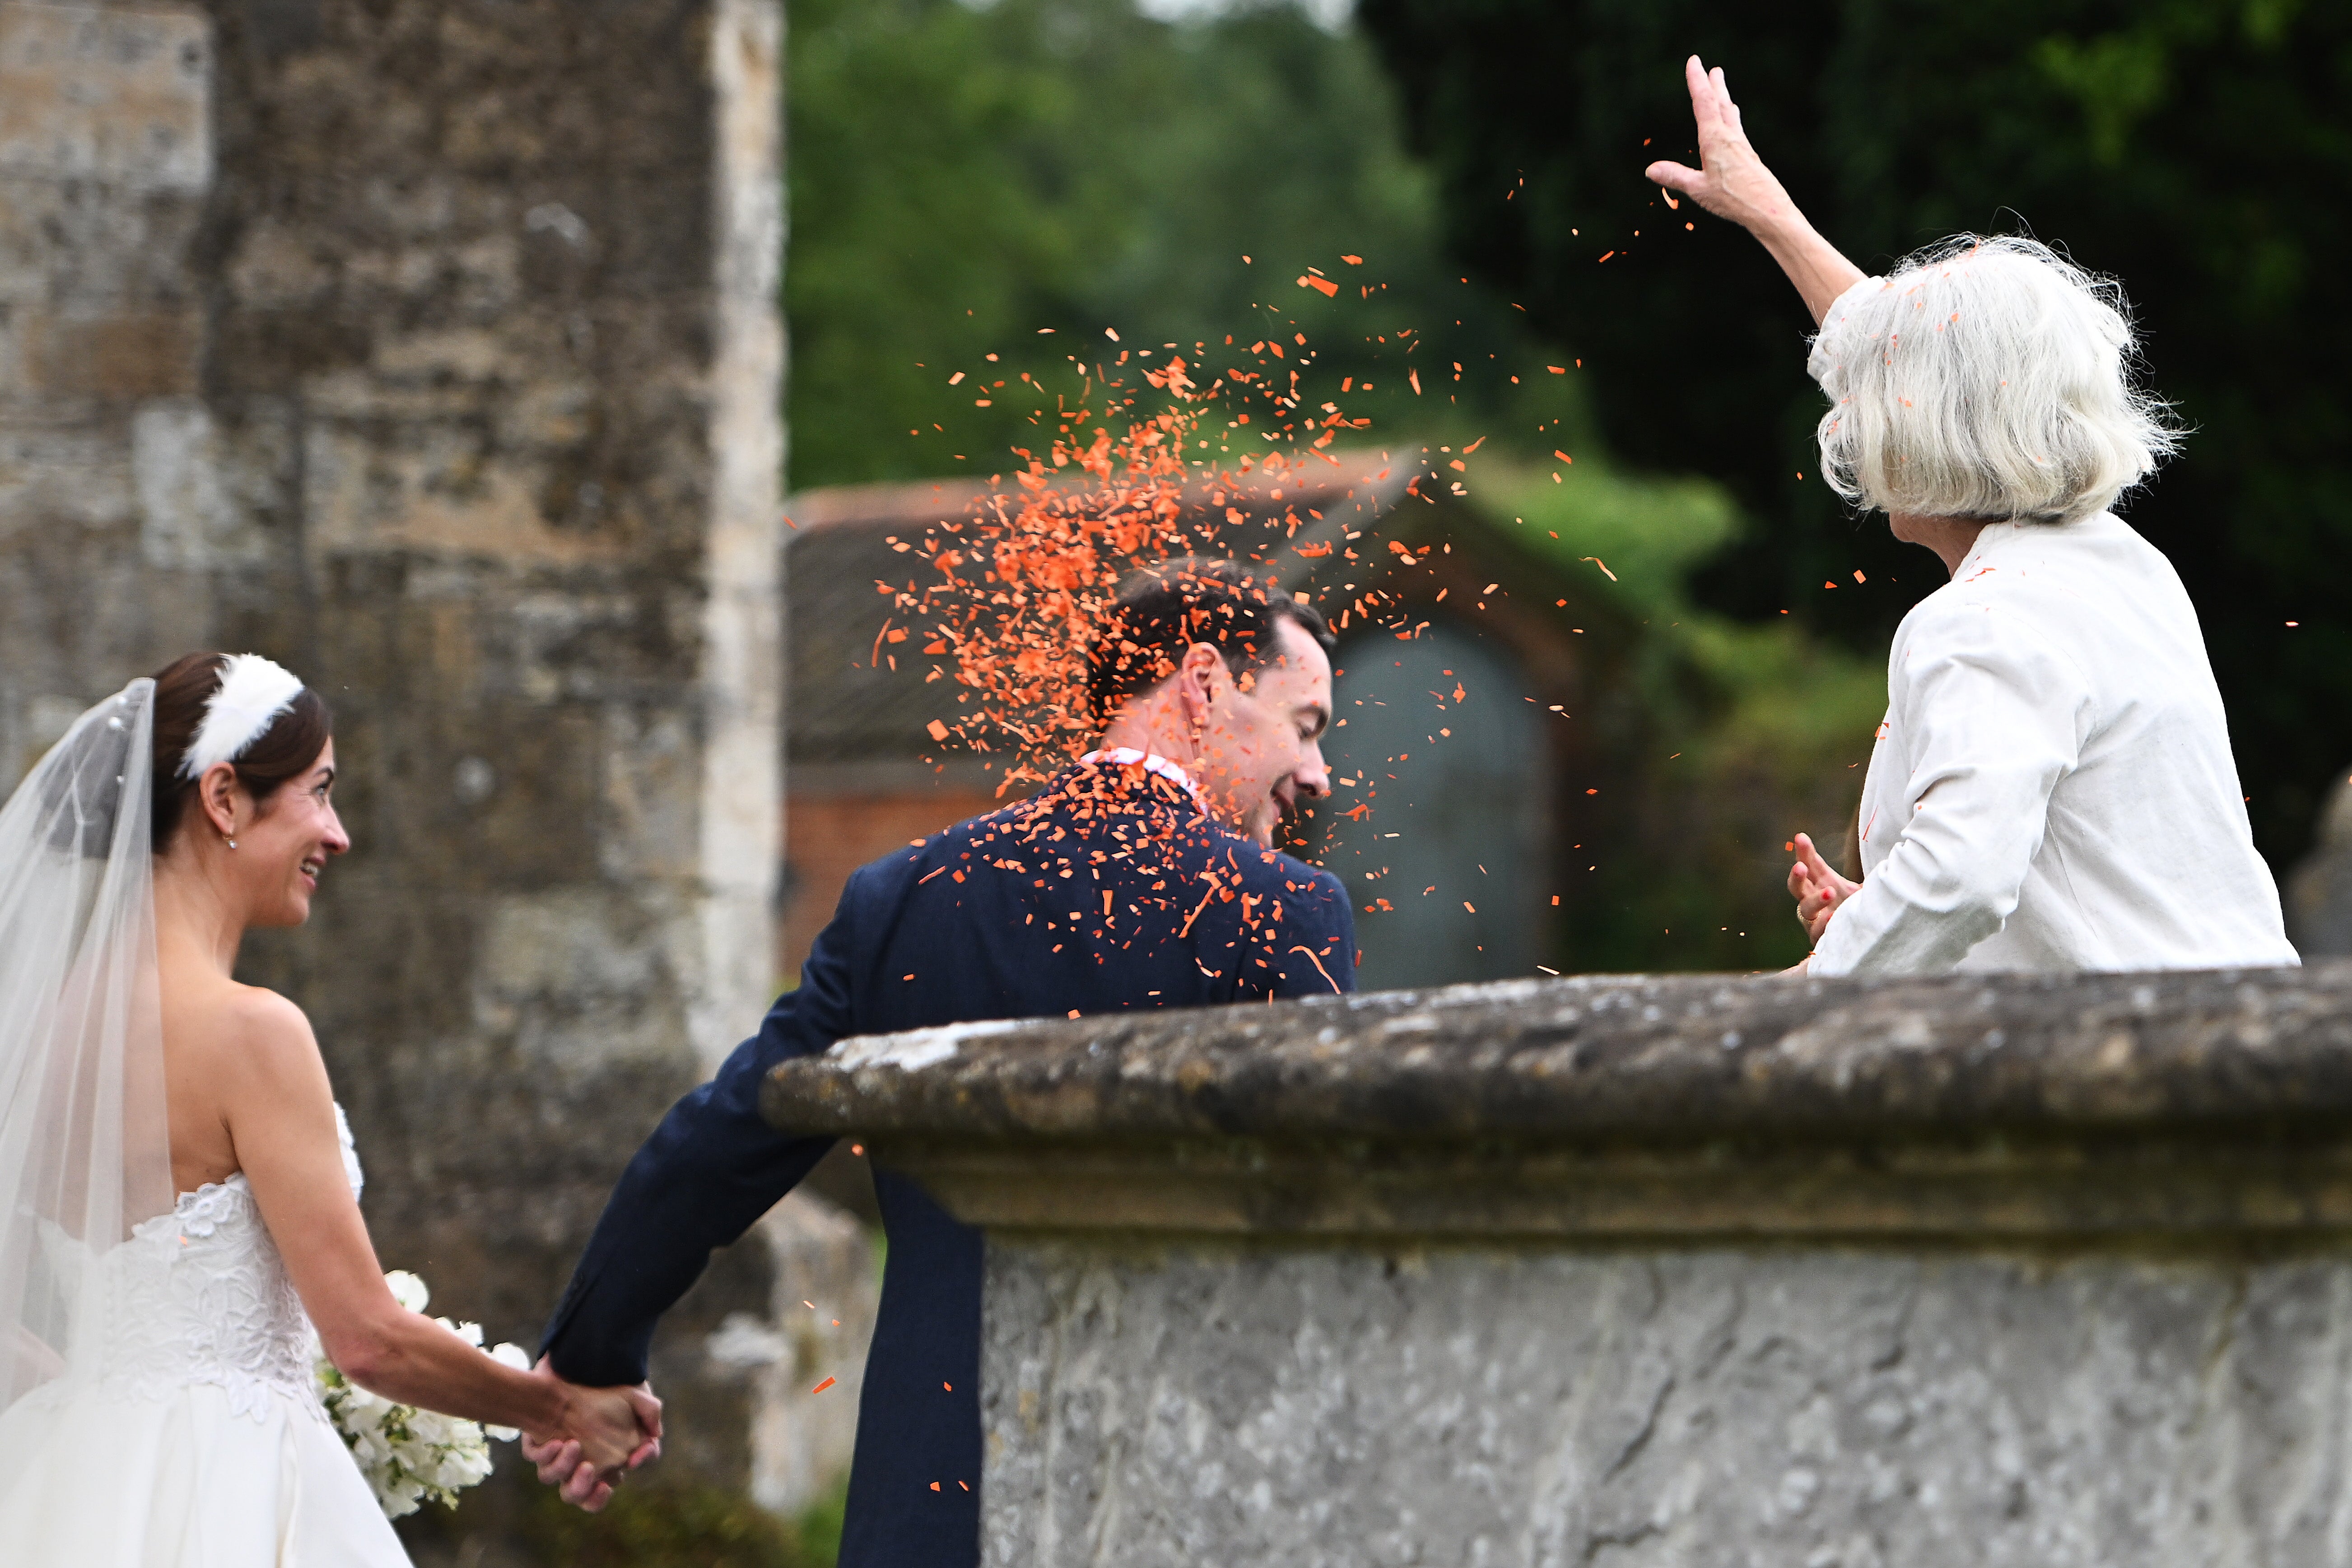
[{"xmin": 0, "ymin": 1, "xmax": 859, "ymax": 1555}]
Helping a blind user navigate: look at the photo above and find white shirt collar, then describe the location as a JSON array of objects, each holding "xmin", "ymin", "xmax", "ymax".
[{"xmin": 1078, "ymin": 748, "xmax": 1203, "ymax": 804}]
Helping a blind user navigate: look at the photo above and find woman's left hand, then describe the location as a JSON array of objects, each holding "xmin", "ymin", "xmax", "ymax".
[{"xmin": 1787, "ymin": 832, "xmax": 1858, "ymax": 945}]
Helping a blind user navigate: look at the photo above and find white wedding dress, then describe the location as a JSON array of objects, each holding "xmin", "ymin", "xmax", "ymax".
[{"xmin": 0, "ymin": 1107, "xmax": 409, "ymax": 1565}]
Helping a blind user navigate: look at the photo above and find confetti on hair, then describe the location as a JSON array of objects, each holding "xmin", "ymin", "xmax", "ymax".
[{"xmin": 906, "ymin": 342, "xmax": 1360, "ymax": 792}]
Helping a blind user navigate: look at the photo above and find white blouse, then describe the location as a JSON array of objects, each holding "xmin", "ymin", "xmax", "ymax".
[{"xmin": 1812, "ymin": 511, "xmax": 2300, "ymax": 977}]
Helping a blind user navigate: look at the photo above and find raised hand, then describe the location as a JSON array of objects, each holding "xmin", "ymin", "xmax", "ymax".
[
  {"xmin": 1642, "ymin": 53, "xmax": 1863, "ymax": 324},
  {"xmin": 1643, "ymin": 55, "xmax": 1797, "ymax": 237},
  {"xmin": 1787, "ymin": 831, "xmax": 1859, "ymax": 946}
]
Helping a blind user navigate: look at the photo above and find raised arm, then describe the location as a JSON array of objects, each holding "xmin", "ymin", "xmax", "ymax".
[
  {"xmin": 227, "ymin": 992, "xmax": 657, "ymax": 1470},
  {"xmin": 1644, "ymin": 54, "xmax": 1863, "ymax": 326}
]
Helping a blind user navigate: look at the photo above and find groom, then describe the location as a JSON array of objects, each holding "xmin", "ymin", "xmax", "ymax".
[{"xmin": 526, "ymin": 558, "xmax": 1354, "ymax": 1566}]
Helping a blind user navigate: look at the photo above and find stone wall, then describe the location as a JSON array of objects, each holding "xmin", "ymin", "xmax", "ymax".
[
  {"xmin": 0, "ymin": 0, "xmax": 861, "ymax": 1554},
  {"xmin": 771, "ymin": 962, "xmax": 2352, "ymax": 1568},
  {"xmin": 988, "ymin": 1242, "xmax": 2352, "ymax": 1568},
  {"xmin": 2289, "ymin": 768, "xmax": 2352, "ymax": 959}
]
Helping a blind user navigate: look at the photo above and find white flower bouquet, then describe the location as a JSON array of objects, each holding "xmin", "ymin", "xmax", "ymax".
[{"xmin": 312, "ymin": 1269, "xmax": 531, "ymax": 1519}]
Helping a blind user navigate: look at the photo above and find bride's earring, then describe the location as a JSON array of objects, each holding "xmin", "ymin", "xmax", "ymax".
[{"xmin": 227, "ymin": 837, "xmax": 238, "ymax": 850}]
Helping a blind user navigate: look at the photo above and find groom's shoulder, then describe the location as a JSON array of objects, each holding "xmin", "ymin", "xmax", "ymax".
[
  {"xmin": 1194, "ymin": 823, "xmax": 1349, "ymax": 910},
  {"xmin": 835, "ymin": 791, "xmax": 1048, "ymax": 904},
  {"xmin": 832, "ymin": 784, "xmax": 1343, "ymax": 924}
]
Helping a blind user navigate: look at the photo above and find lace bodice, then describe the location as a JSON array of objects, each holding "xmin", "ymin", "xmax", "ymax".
[{"xmin": 37, "ymin": 1106, "xmax": 363, "ymax": 1420}]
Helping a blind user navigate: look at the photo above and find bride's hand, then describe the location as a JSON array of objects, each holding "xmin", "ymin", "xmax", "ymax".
[
  {"xmin": 522, "ymin": 1364, "xmax": 661, "ymax": 1511},
  {"xmin": 564, "ymin": 1382, "xmax": 662, "ymax": 1475}
]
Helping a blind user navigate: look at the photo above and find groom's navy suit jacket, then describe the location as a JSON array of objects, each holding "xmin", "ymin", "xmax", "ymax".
[{"xmin": 540, "ymin": 760, "xmax": 1355, "ymax": 1568}]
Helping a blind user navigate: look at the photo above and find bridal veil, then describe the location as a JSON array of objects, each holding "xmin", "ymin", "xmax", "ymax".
[{"xmin": 0, "ymin": 679, "xmax": 172, "ymax": 1412}]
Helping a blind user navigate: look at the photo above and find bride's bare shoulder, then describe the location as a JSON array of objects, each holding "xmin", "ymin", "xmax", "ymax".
[
  {"xmin": 166, "ymin": 973, "xmax": 324, "ymax": 1090},
  {"xmin": 227, "ymin": 984, "xmax": 323, "ymax": 1074}
]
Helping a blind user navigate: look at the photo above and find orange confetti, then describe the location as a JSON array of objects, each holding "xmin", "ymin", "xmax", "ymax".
[
  {"xmin": 1408, "ymin": 369, "xmax": 1421, "ymax": 395},
  {"xmin": 903, "ymin": 343, "xmax": 1346, "ymax": 810},
  {"xmin": 1298, "ymin": 274, "xmax": 1338, "ymax": 297},
  {"xmin": 1287, "ymin": 944, "xmax": 1341, "ymax": 993},
  {"xmin": 1597, "ymin": 251, "xmax": 1615, "ymax": 263},
  {"xmin": 1341, "ymin": 254, "xmax": 1363, "ymax": 265},
  {"xmin": 1553, "ymin": 449, "xmax": 1574, "ymax": 465},
  {"xmin": 813, "ymin": 1377, "xmax": 836, "ymax": 1394}
]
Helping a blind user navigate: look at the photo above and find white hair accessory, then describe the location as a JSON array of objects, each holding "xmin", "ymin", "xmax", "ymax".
[{"xmin": 178, "ymin": 654, "xmax": 304, "ymax": 780}]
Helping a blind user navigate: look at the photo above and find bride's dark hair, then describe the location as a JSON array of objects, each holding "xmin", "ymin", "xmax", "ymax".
[{"xmin": 148, "ymin": 652, "xmax": 334, "ymax": 853}]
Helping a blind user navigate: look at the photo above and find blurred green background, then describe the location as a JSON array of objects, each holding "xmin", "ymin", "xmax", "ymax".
[{"xmin": 786, "ymin": 0, "xmax": 2343, "ymax": 981}]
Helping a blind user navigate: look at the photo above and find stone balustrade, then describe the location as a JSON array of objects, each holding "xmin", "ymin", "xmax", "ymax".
[{"xmin": 768, "ymin": 963, "xmax": 2352, "ymax": 1568}]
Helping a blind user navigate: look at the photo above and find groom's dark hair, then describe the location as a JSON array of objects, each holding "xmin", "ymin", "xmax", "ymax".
[{"xmin": 1087, "ymin": 557, "xmax": 1333, "ymax": 720}]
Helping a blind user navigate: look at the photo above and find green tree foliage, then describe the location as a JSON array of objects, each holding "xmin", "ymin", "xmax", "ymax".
[
  {"xmin": 1355, "ymin": 0, "xmax": 2352, "ymax": 864},
  {"xmin": 783, "ymin": 0, "xmax": 1895, "ymax": 975},
  {"xmin": 785, "ymin": 0, "xmax": 1556, "ymax": 491}
]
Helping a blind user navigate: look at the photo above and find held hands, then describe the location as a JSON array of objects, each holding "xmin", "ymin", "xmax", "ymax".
[
  {"xmin": 1787, "ymin": 832, "xmax": 1858, "ymax": 949},
  {"xmin": 519, "ymin": 1359, "xmax": 662, "ymax": 1513}
]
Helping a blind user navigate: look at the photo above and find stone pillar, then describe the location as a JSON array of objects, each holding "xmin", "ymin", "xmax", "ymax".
[
  {"xmin": 771, "ymin": 963, "xmax": 2352, "ymax": 1568},
  {"xmin": 2289, "ymin": 768, "xmax": 2352, "ymax": 958},
  {"xmin": 0, "ymin": 1, "xmax": 219, "ymax": 768},
  {"xmin": 0, "ymin": 0, "xmax": 844, "ymax": 1547}
]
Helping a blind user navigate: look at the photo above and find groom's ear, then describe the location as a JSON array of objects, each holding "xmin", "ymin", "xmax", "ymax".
[{"xmin": 1176, "ymin": 641, "xmax": 1229, "ymax": 711}]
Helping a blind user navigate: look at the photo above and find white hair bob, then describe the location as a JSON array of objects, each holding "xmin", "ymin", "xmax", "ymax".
[{"xmin": 1807, "ymin": 235, "xmax": 2181, "ymax": 525}]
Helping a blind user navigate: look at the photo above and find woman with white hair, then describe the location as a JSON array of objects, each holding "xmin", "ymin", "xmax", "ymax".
[{"xmin": 1649, "ymin": 55, "xmax": 2299, "ymax": 977}]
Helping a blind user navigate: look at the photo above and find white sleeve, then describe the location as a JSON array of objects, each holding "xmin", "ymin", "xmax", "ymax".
[{"xmin": 1810, "ymin": 603, "xmax": 2092, "ymax": 977}]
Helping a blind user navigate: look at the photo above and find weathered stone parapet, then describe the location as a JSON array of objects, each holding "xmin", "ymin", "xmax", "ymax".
[
  {"xmin": 769, "ymin": 965, "xmax": 2352, "ymax": 1568},
  {"xmin": 766, "ymin": 963, "xmax": 2352, "ymax": 1238}
]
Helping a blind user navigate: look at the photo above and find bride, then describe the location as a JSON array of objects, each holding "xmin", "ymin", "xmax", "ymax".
[{"xmin": 0, "ymin": 654, "xmax": 657, "ymax": 1562}]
